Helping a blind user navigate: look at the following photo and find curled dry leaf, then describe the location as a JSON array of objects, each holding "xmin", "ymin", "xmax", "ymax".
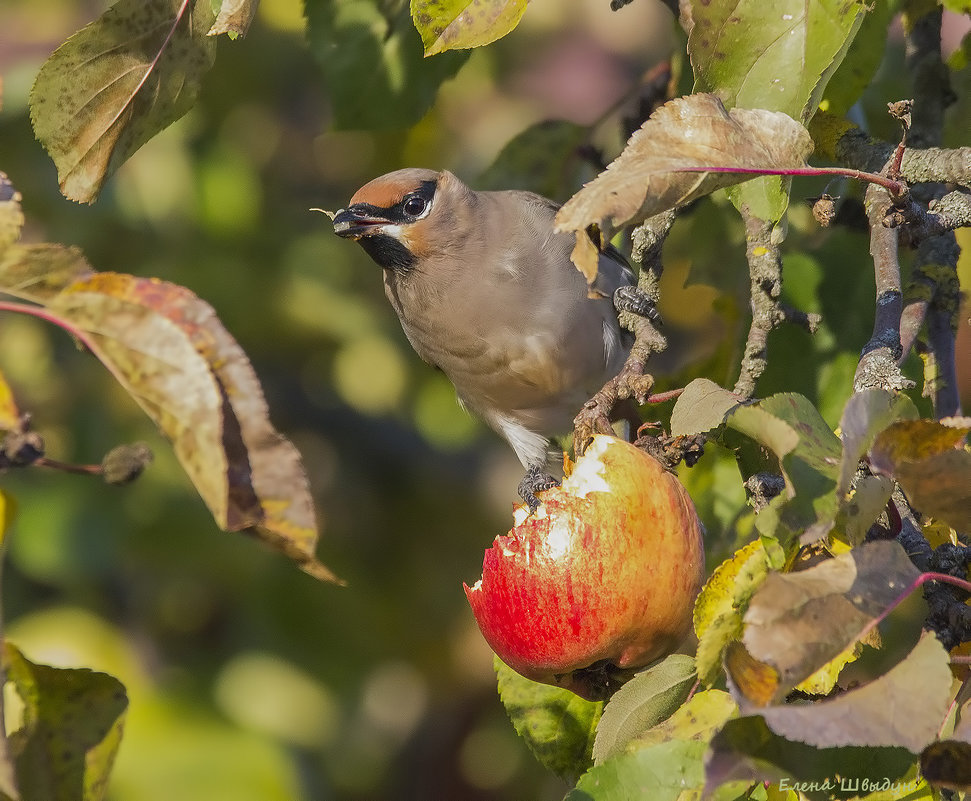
[
  {"xmin": 554, "ymin": 94, "xmax": 813, "ymax": 282},
  {"xmin": 47, "ymin": 273, "xmax": 339, "ymax": 582},
  {"xmin": 208, "ymin": 0, "xmax": 259, "ymax": 37},
  {"xmin": 0, "ymin": 238, "xmax": 338, "ymax": 582}
]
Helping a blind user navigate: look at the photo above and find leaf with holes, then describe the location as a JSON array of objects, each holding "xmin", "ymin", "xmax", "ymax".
[{"xmin": 29, "ymin": 0, "xmax": 217, "ymax": 203}]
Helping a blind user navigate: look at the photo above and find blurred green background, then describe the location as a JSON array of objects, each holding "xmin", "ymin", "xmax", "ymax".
[{"xmin": 0, "ymin": 1, "xmax": 969, "ymax": 798}]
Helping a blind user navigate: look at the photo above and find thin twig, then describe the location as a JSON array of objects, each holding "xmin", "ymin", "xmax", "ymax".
[
  {"xmin": 733, "ymin": 209, "xmax": 821, "ymax": 399},
  {"xmin": 854, "ymin": 180, "xmax": 913, "ymax": 393},
  {"xmin": 885, "ymin": 190, "xmax": 971, "ymax": 241}
]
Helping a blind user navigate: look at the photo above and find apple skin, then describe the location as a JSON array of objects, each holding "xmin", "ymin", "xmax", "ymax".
[{"xmin": 465, "ymin": 435, "xmax": 705, "ymax": 700}]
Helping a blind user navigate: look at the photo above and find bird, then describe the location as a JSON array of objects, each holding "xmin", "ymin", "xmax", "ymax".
[{"xmin": 332, "ymin": 168, "xmax": 647, "ymax": 506}]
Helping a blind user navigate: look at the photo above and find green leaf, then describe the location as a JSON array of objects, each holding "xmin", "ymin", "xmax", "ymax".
[
  {"xmin": 410, "ymin": 0, "xmax": 528, "ymax": 56},
  {"xmin": 693, "ymin": 539, "xmax": 769, "ymax": 686},
  {"xmin": 29, "ymin": 0, "xmax": 217, "ymax": 203},
  {"xmin": 495, "ymin": 657, "xmax": 601, "ymax": 783},
  {"xmin": 669, "ymin": 379, "xmax": 740, "ymax": 437},
  {"xmin": 686, "ymin": 0, "xmax": 868, "ymax": 221},
  {"xmin": 478, "ymin": 120, "xmax": 590, "ymax": 202},
  {"xmin": 4, "ymin": 643, "xmax": 128, "ymax": 801},
  {"xmin": 740, "ymin": 540, "xmax": 921, "ymax": 702},
  {"xmin": 756, "ymin": 632, "xmax": 952, "ymax": 753},
  {"xmin": 592, "ymin": 655, "xmax": 696, "ymax": 765},
  {"xmin": 686, "ymin": 0, "xmax": 869, "ymax": 123},
  {"xmin": 626, "ymin": 689, "xmax": 737, "ymax": 751},
  {"xmin": 566, "ymin": 739, "xmax": 707, "ymax": 801},
  {"xmin": 818, "ymin": 0, "xmax": 899, "ymax": 117},
  {"xmin": 305, "ymin": 0, "xmax": 469, "ymax": 129},
  {"xmin": 834, "ymin": 475, "xmax": 894, "ymax": 548},
  {"xmin": 726, "ymin": 393, "xmax": 842, "ymax": 548}
]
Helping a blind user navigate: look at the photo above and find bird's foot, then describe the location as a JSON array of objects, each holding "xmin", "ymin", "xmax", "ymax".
[
  {"xmin": 518, "ymin": 465, "xmax": 560, "ymax": 513},
  {"xmin": 613, "ymin": 285, "xmax": 662, "ymax": 326}
]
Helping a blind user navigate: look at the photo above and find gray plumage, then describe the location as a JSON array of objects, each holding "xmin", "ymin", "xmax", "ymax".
[{"xmin": 333, "ymin": 168, "xmax": 633, "ymax": 470}]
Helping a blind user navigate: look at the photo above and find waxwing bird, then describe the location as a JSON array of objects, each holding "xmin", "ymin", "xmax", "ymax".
[{"xmin": 332, "ymin": 168, "xmax": 646, "ymax": 505}]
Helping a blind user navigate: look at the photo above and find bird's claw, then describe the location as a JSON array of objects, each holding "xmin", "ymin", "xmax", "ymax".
[
  {"xmin": 613, "ymin": 285, "xmax": 661, "ymax": 326},
  {"xmin": 518, "ymin": 465, "xmax": 560, "ymax": 513}
]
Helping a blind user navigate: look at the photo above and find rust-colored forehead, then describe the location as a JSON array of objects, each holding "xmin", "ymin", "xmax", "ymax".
[{"xmin": 348, "ymin": 168, "xmax": 440, "ymax": 208}]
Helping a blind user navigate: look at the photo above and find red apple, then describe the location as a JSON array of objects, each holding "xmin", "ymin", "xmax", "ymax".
[{"xmin": 465, "ymin": 435, "xmax": 705, "ymax": 699}]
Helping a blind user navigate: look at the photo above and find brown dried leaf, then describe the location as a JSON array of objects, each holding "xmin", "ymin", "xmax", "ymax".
[
  {"xmin": 758, "ymin": 631, "xmax": 952, "ymax": 753},
  {"xmin": 45, "ymin": 272, "xmax": 338, "ymax": 582},
  {"xmin": 554, "ymin": 94, "xmax": 813, "ymax": 279},
  {"xmin": 740, "ymin": 540, "xmax": 920, "ymax": 701},
  {"xmin": 208, "ymin": 0, "xmax": 259, "ymax": 37},
  {"xmin": 870, "ymin": 418, "xmax": 971, "ymax": 532}
]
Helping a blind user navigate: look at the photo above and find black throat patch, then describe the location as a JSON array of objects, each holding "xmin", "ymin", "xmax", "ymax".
[{"xmin": 358, "ymin": 234, "xmax": 416, "ymax": 274}]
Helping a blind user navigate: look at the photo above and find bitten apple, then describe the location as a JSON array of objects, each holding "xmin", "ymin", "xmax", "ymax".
[{"xmin": 465, "ymin": 435, "xmax": 705, "ymax": 699}]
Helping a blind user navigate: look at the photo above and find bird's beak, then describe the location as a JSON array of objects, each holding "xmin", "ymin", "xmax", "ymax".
[{"xmin": 332, "ymin": 206, "xmax": 389, "ymax": 239}]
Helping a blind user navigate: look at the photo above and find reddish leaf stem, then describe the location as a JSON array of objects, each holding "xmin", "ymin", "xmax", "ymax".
[
  {"xmin": 0, "ymin": 299, "xmax": 98, "ymax": 353},
  {"xmin": 856, "ymin": 571, "xmax": 971, "ymax": 646},
  {"xmin": 674, "ymin": 165, "xmax": 906, "ymax": 195},
  {"xmin": 34, "ymin": 456, "xmax": 102, "ymax": 477}
]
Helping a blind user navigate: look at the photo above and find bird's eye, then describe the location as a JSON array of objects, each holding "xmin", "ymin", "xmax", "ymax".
[{"xmin": 403, "ymin": 196, "xmax": 428, "ymax": 217}]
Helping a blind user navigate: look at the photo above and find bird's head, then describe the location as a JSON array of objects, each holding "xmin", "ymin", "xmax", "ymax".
[{"xmin": 333, "ymin": 169, "xmax": 474, "ymax": 274}]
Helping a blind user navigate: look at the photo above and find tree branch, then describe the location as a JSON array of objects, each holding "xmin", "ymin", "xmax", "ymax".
[
  {"xmin": 573, "ymin": 211, "xmax": 676, "ymax": 453},
  {"xmin": 809, "ymin": 114, "xmax": 971, "ymax": 188},
  {"xmin": 733, "ymin": 209, "xmax": 820, "ymax": 399},
  {"xmin": 854, "ymin": 181, "xmax": 914, "ymax": 394},
  {"xmin": 898, "ymin": 3, "xmax": 963, "ymax": 419},
  {"xmin": 885, "ymin": 189, "xmax": 971, "ymax": 241}
]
